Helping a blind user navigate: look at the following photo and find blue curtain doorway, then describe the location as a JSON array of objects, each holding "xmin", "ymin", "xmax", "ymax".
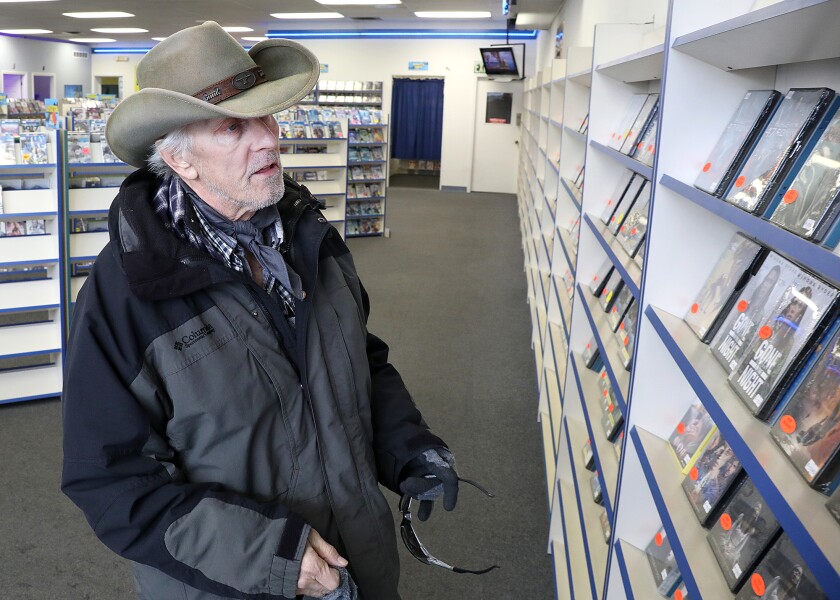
[{"xmin": 390, "ymin": 77, "xmax": 444, "ymax": 188}]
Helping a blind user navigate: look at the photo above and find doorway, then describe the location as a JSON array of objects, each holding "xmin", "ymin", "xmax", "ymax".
[
  {"xmin": 470, "ymin": 79, "xmax": 523, "ymax": 194},
  {"xmin": 94, "ymin": 75, "xmax": 123, "ymax": 97},
  {"xmin": 1, "ymin": 71, "xmax": 28, "ymax": 99},
  {"xmin": 389, "ymin": 77, "xmax": 444, "ymax": 189},
  {"xmin": 32, "ymin": 74, "xmax": 55, "ymax": 101}
]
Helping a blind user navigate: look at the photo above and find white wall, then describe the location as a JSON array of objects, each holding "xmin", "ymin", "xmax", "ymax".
[
  {"xmin": 0, "ymin": 34, "xmax": 92, "ymax": 97},
  {"xmin": 93, "ymin": 37, "xmax": 537, "ymax": 190}
]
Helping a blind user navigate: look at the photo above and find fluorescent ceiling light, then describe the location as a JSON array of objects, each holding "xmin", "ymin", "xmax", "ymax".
[
  {"xmin": 70, "ymin": 37, "xmax": 116, "ymax": 42},
  {"xmin": 314, "ymin": 0, "xmax": 400, "ymax": 5},
  {"xmin": 151, "ymin": 37, "xmax": 167, "ymax": 41},
  {"xmin": 271, "ymin": 12, "xmax": 344, "ymax": 19},
  {"xmin": 63, "ymin": 12, "xmax": 134, "ymax": 18},
  {"xmin": 0, "ymin": 0, "xmax": 58, "ymax": 3},
  {"xmin": 242, "ymin": 36, "xmax": 269, "ymax": 41},
  {"xmin": 91, "ymin": 28, "xmax": 149, "ymax": 33},
  {"xmin": 0, "ymin": 28, "xmax": 53, "ymax": 34},
  {"xmin": 221, "ymin": 26, "xmax": 253, "ymax": 32},
  {"xmin": 415, "ymin": 11, "xmax": 491, "ymax": 18}
]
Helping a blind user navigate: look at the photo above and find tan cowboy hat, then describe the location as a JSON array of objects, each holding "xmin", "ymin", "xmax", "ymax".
[{"xmin": 105, "ymin": 21, "xmax": 320, "ymax": 167}]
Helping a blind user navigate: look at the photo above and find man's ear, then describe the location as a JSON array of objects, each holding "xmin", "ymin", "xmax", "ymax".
[{"xmin": 157, "ymin": 139, "xmax": 198, "ymax": 181}]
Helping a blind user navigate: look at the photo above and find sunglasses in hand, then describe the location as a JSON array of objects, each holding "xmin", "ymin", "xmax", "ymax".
[{"xmin": 399, "ymin": 477, "xmax": 500, "ymax": 575}]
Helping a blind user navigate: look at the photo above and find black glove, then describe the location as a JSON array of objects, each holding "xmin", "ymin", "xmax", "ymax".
[{"xmin": 399, "ymin": 448, "xmax": 458, "ymax": 522}]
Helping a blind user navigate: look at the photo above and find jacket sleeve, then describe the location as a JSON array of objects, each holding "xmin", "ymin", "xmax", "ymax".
[
  {"xmin": 359, "ymin": 283, "xmax": 449, "ymax": 493},
  {"xmin": 61, "ymin": 263, "xmax": 309, "ymax": 600}
]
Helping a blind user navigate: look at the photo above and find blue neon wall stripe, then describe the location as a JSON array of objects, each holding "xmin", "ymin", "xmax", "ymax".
[{"xmin": 266, "ymin": 28, "xmax": 537, "ymax": 39}]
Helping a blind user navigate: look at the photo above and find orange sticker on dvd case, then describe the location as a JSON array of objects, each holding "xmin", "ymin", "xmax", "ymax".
[
  {"xmin": 751, "ymin": 573, "xmax": 766, "ymax": 596},
  {"xmin": 720, "ymin": 513, "xmax": 732, "ymax": 531},
  {"xmin": 735, "ymin": 175, "xmax": 746, "ymax": 187},
  {"xmin": 779, "ymin": 414, "xmax": 797, "ymax": 434},
  {"xmin": 702, "ymin": 162, "xmax": 712, "ymax": 173},
  {"xmin": 758, "ymin": 325, "xmax": 773, "ymax": 339},
  {"xmin": 783, "ymin": 189, "xmax": 798, "ymax": 204},
  {"xmin": 690, "ymin": 303, "xmax": 699, "ymax": 314}
]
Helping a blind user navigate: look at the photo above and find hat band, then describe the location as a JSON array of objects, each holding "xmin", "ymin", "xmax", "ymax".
[{"xmin": 191, "ymin": 66, "xmax": 268, "ymax": 106}]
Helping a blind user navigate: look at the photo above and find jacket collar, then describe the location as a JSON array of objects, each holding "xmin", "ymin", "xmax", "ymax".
[{"xmin": 109, "ymin": 168, "xmax": 325, "ymax": 301}]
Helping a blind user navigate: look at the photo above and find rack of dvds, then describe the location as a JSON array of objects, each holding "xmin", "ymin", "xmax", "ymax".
[
  {"xmin": 0, "ymin": 128, "xmax": 65, "ymax": 404},
  {"xmin": 312, "ymin": 80, "xmax": 384, "ymax": 109},
  {"xmin": 347, "ymin": 121, "xmax": 389, "ymax": 237},
  {"xmin": 518, "ymin": 1, "xmax": 840, "ymax": 599},
  {"xmin": 63, "ymin": 130, "xmax": 133, "ymax": 318}
]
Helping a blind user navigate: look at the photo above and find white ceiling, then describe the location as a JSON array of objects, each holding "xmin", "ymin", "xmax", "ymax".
[{"xmin": 0, "ymin": 0, "xmax": 561, "ymax": 47}]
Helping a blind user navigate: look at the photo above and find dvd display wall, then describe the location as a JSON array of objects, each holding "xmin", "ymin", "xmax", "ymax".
[
  {"xmin": 0, "ymin": 129, "xmax": 65, "ymax": 404},
  {"xmin": 519, "ymin": 1, "xmax": 840, "ymax": 599},
  {"xmin": 307, "ymin": 80, "xmax": 383, "ymax": 109},
  {"xmin": 347, "ymin": 122, "xmax": 388, "ymax": 237}
]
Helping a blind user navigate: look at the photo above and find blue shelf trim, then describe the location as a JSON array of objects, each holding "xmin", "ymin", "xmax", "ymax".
[
  {"xmin": 660, "ymin": 174, "xmax": 840, "ymax": 287},
  {"xmin": 281, "ymin": 137, "xmax": 347, "ymax": 142},
  {"xmin": 0, "ymin": 348, "xmax": 61, "ymax": 361},
  {"xmin": 0, "ymin": 212, "xmax": 58, "ymax": 219},
  {"xmin": 560, "ymin": 178, "xmax": 583, "ymax": 212},
  {"xmin": 347, "ymin": 178, "xmax": 386, "ymax": 183},
  {"xmin": 345, "ymin": 232, "xmax": 384, "ymax": 238},
  {"xmin": 347, "ymin": 124, "xmax": 388, "ymax": 129},
  {"xmin": 613, "ymin": 541, "xmax": 635, "ymax": 600},
  {"xmin": 576, "ymin": 283, "xmax": 629, "ymax": 416},
  {"xmin": 348, "ymin": 160, "xmax": 387, "ymax": 165},
  {"xmin": 0, "ymin": 163, "xmax": 58, "ymax": 173},
  {"xmin": 346, "ymin": 214, "xmax": 385, "ymax": 220},
  {"xmin": 583, "ymin": 213, "xmax": 642, "ymax": 299},
  {"xmin": 555, "ymin": 481, "xmax": 577, "ymax": 600},
  {"xmin": 285, "ymin": 165, "xmax": 347, "ymax": 170},
  {"xmin": 68, "ymin": 209, "xmax": 109, "ymax": 216},
  {"xmin": 0, "ymin": 258, "xmax": 59, "ymax": 268},
  {"xmin": 589, "ymin": 140, "xmax": 652, "ymax": 179},
  {"xmin": 347, "ymin": 196, "xmax": 385, "ymax": 202},
  {"xmin": 550, "ymin": 119, "xmax": 564, "ymax": 129},
  {"xmin": 547, "ymin": 325, "xmax": 566, "ymax": 411},
  {"xmin": 631, "ymin": 427, "xmax": 702, "ymax": 600},
  {"xmin": 556, "ymin": 226, "xmax": 577, "ymax": 279},
  {"xmin": 0, "ymin": 392, "xmax": 61, "ymax": 405},
  {"xmin": 564, "ymin": 418, "xmax": 600, "ymax": 600},
  {"xmin": 570, "ymin": 353, "xmax": 614, "ymax": 522},
  {"xmin": 644, "ymin": 305, "xmax": 840, "ymax": 593},
  {"xmin": 0, "ymin": 303, "xmax": 60, "ymax": 314},
  {"xmin": 547, "ymin": 159, "xmax": 560, "ymax": 176},
  {"xmin": 564, "ymin": 126, "xmax": 588, "ymax": 143},
  {"xmin": 550, "ymin": 278, "xmax": 571, "ymax": 342}
]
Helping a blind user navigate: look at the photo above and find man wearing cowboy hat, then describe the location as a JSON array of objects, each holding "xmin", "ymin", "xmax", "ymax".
[{"xmin": 61, "ymin": 22, "xmax": 458, "ymax": 600}]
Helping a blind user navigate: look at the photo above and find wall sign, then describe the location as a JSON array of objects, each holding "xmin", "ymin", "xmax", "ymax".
[
  {"xmin": 319, "ymin": 63, "xmax": 329, "ymax": 73},
  {"xmin": 408, "ymin": 61, "xmax": 429, "ymax": 71}
]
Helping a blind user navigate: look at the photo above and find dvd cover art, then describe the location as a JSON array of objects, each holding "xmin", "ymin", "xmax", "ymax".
[
  {"xmin": 68, "ymin": 132, "xmax": 91, "ymax": 163},
  {"xmin": 609, "ymin": 179, "xmax": 649, "ymax": 236},
  {"xmin": 725, "ymin": 88, "xmax": 835, "ymax": 214},
  {"xmin": 583, "ymin": 340, "xmax": 601, "ymax": 370},
  {"xmin": 616, "ymin": 185, "xmax": 650, "ymax": 257},
  {"xmin": 620, "ymin": 94, "xmax": 659, "ymax": 156},
  {"xmin": 599, "ymin": 510, "xmax": 611, "ymax": 544},
  {"xmin": 729, "ymin": 268, "xmax": 838, "ymax": 419},
  {"xmin": 101, "ymin": 137, "xmax": 120, "ymax": 163},
  {"xmin": 0, "ymin": 133, "xmax": 16, "ymax": 165},
  {"xmin": 708, "ymin": 477, "xmax": 781, "ymax": 591},
  {"xmin": 609, "ymin": 285, "xmax": 634, "ymax": 331},
  {"xmin": 582, "ymin": 440, "xmax": 595, "ymax": 471},
  {"xmin": 609, "ymin": 94, "xmax": 649, "ymax": 151},
  {"xmin": 25, "ymin": 219, "xmax": 46, "ymax": 235},
  {"xmin": 631, "ymin": 111, "xmax": 658, "ymax": 165},
  {"xmin": 597, "ymin": 367, "xmax": 616, "ymax": 412},
  {"xmin": 668, "ymin": 401, "xmax": 717, "ymax": 474},
  {"xmin": 20, "ymin": 133, "xmax": 48, "ymax": 164},
  {"xmin": 770, "ymin": 322, "xmax": 840, "ymax": 493},
  {"xmin": 617, "ymin": 300, "xmax": 639, "ymax": 370},
  {"xmin": 685, "ymin": 233, "xmax": 766, "ymax": 343},
  {"xmin": 645, "ymin": 527, "xmax": 682, "ymax": 596},
  {"xmin": 602, "ymin": 402, "xmax": 624, "ymax": 441},
  {"xmin": 590, "ymin": 473, "xmax": 603, "ymax": 505},
  {"xmin": 711, "ymin": 252, "xmax": 799, "ymax": 374},
  {"xmin": 768, "ymin": 108, "xmax": 840, "ymax": 242},
  {"xmin": 682, "ymin": 429, "xmax": 744, "ymax": 526},
  {"xmin": 598, "ymin": 171, "xmax": 636, "ymax": 224},
  {"xmin": 735, "ymin": 533, "xmax": 827, "ymax": 600},
  {"xmin": 695, "ymin": 90, "xmax": 782, "ymax": 197},
  {"xmin": 599, "ymin": 268, "xmax": 626, "ymax": 313},
  {"xmin": 588, "ymin": 259, "xmax": 614, "ymax": 297}
]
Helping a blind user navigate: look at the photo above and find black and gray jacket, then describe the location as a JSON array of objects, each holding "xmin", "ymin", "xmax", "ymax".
[{"xmin": 61, "ymin": 168, "xmax": 446, "ymax": 599}]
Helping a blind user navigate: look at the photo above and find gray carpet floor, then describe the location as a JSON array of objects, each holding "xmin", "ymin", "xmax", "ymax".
[{"xmin": 0, "ymin": 185, "xmax": 552, "ymax": 599}]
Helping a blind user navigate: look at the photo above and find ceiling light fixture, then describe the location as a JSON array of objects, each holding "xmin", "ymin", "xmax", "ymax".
[
  {"xmin": 415, "ymin": 11, "xmax": 492, "ymax": 18},
  {"xmin": 271, "ymin": 12, "xmax": 344, "ymax": 19},
  {"xmin": 70, "ymin": 37, "xmax": 116, "ymax": 42},
  {"xmin": 314, "ymin": 0, "xmax": 400, "ymax": 5},
  {"xmin": 91, "ymin": 28, "xmax": 149, "ymax": 33},
  {"xmin": 63, "ymin": 12, "xmax": 135, "ymax": 18},
  {"xmin": 221, "ymin": 26, "xmax": 254, "ymax": 33},
  {"xmin": 0, "ymin": 28, "xmax": 53, "ymax": 34},
  {"xmin": 242, "ymin": 36, "xmax": 269, "ymax": 41},
  {"xmin": 151, "ymin": 37, "xmax": 167, "ymax": 41}
]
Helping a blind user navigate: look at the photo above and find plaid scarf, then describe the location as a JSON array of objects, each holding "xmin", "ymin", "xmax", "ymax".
[{"xmin": 151, "ymin": 174, "xmax": 297, "ymax": 323}]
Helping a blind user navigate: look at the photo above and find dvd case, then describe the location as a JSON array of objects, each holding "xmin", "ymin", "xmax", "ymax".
[
  {"xmin": 734, "ymin": 533, "xmax": 827, "ymax": 600},
  {"xmin": 620, "ymin": 94, "xmax": 659, "ymax": 156},
  {"xmin": 68, "ymin": 132, "xmax": 91, "ymax": 164},
  {"xmin": 729, "ymin": 267, "xmax": 838, "ymax": 420},
  {"xmin": 684, "ymin": 233, "xmax": 766, "ymax": 343},
  {"xmin": 598, "ymin": 510, "xmax": 611, "ymax": 544},
  {"xmin": 668, "ymin": 401, "xmax": 717, "ymax": 474},
  {"xmin": 645, "ymin": 527, "xmax": 682, "ymax": 597},
  {"xmin": 770, "ymin": 321, "xmax": 840, "ymax": 494},
  {"xmin": 582, "ymin": 339, "xmax": 601, "ymax": 370},
  {"xmin": 609, "ymin": 94, "xmax": 649, "ymax": 151},
  {"xmin": 599, "ymin": 268, "xmax": 626, "ymax": 313},
  {"xmin": 0, "ymin": 133, "xmax": 15, "ymax": 165},
  {"xmin": 695, "ymin": 90, "xmax": 782, "ymax": 197},
  {"xmin": 589, "ymin": 259, "xmax": 614, "ymax": 297},
  {"xmin": 590, "ymin": 473, "xmax": 603, "ymax": 505},
  {"xmin": 609, "ymin": 178, "xmax": 648, "ymax": 236},
  {"xmin": 616, "ymin": 300, "xmax": 639, "ymax": 370},
  {"xmin": 582, "ymin": 440, "xmax": 595, "ymax": 471},
  {"xmin": 767, "ymin": 108, "xmax": 840, "ymax": 243},
  {"xmin": 615, "ymin": 187, "xmax": 650, "ymax": 258},
  {"xmin": 631, "ymin": 110, "xmax": 658, "ymax": 165},
  {"xmin": 708, "ymin": 477, "xmax": 781, "ymax": 591},
  {"xmin": 20, "ymin": 133, "xmax": 48, "ymax": 164},
  {"xmin": 725, "ymin": 88, "xmax": 836, "ymax": 214},
  {"xmin": 599, "ymin": 170, "xmax": 636, "ymax": 224},
  {"xmin": 609, "ymin": 285, "xmax": 634, "ymax": 332},
  {"xmin": 682, "ymin": 429, "xmax": 744, "ymax": 526},
  {"xmin": 711, "ymin": 252, "xmax": 799, "ymax": 374},
  {"xmin": 602, "ymin": 402, "xmax": 624, "ymax": 442}
]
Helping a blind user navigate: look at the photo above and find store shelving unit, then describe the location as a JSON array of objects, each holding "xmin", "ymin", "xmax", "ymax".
[
  {"xmin": 309, "ymin": 80, "xmax": 383, "ymax": 108},
  {"xmin": 0, "ymin": 130, "xmax": 65, "ymax": 404},
  {"xmin": 346, "ymin": 122, "xmax": 389, "ymax": 238},
  {"xmin": 518, "ymin": 0, "xmax": 840, "ymax": 598}
]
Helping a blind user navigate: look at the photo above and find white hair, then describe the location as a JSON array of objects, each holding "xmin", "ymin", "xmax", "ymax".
[{"xmin": 146, "ymin": 126, "xmax": 193, "ymax": 177}]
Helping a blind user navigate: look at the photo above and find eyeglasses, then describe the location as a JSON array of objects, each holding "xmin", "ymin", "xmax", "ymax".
[{"xmin": 399, "ymin": 477, "xmax": 500, "ymax": 575}]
